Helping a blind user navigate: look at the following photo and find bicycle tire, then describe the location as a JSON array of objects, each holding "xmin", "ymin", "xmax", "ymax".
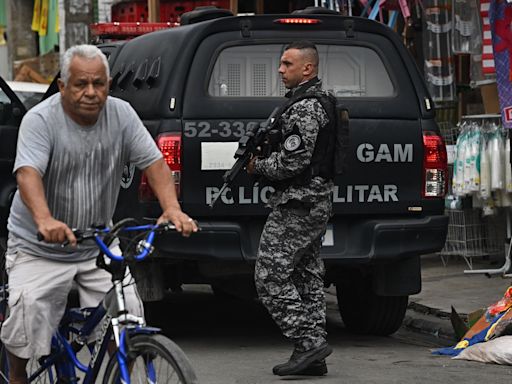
[
  {"xmin": 102, "ymin": 334, "xmax": 198, "ymax": 384},
  {"xmin": 0, "ymin": 343, "xmax": 59, "ymax": 383}
]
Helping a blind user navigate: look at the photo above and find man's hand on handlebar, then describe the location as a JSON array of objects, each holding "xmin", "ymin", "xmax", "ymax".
[
  {"xmin": 157, "ymin": 207, "xmax": 198, "ymax": 237},
  {"xmin": 37, "ymin": 217, "xmax": 77, "ymax": 247}
]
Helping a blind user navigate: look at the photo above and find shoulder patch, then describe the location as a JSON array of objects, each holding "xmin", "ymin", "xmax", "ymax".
[{"xmin": 284, "ymin": 134, "xmax": 302, "ymax": 152}]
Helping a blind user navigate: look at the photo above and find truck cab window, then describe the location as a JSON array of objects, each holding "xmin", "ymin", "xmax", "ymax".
[{"xmin": 208, "ymin": 44, "xmax": 395, "ymax": 98}]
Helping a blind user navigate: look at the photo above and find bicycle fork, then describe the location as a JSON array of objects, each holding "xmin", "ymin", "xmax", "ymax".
[
  {"xmin": 116, "ymin": 329, "xmax": 158, "ymax": 384},
  {"xmin": 110, "ymin": 279, "xmax": 146, "ymax": 384}
]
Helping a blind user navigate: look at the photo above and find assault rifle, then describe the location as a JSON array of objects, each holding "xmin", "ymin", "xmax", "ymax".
[{"xmin": 209, "ymin": 106, "xmax": 281, "ymax": 208}]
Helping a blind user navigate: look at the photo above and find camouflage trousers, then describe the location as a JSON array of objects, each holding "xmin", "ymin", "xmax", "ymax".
[{"xmin": 254, "ymin": 197, "xmax": 332, "ymax": 352}]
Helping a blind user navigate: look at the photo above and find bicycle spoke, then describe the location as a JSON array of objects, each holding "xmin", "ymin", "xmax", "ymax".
[
  {"xmin": 131, "ymin": 353, "xmax": 181, "ymax": 384},
  {"xmin": 103, "ymin": 334, "xmax": 197, "ymax": 384}
]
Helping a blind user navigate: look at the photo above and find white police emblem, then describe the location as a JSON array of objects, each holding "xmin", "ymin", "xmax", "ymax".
[
  {"xmin": 120, "ymin": 163, "xmax": 136, "ymax": 189},
  {"xmin": 284, "ymin": 134, "xmax": 301, "ymax": 151}
]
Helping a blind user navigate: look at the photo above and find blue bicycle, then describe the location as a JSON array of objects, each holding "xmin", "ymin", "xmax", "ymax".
[{"xmin": 0, "ymin": 218, "xmax": 198, "ymax": 383}]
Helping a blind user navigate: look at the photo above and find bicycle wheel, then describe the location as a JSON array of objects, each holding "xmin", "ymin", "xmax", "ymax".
[
  {"xmin": 103, "ymin": 334, "xmax": 198, "ymax": 384},
  {"xmin": 0, "ymin": 344, "xmax": 59, "ymax": 383}
]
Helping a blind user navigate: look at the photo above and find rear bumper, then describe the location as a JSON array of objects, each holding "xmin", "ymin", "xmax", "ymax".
[
  {"xmin": 153, "ymin": 214, "xmax": 449, "ymax": 264},
  {"xmin": 323, "ymin": 214, "xmax": 449, "ymax": 263}
]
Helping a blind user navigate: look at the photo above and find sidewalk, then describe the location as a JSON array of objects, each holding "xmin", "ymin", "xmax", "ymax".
[{"xmin": 404, "ymin": 253, "xmax": 512, "ymax": 341}]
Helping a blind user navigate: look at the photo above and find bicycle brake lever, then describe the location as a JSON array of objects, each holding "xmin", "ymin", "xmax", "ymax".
[
  {"xmin": 157, "ymin": 222, "xmax": 176, "ymax": 232},
  {"xmin": 61, "ymin": 229, "xmax": 84, "ymax": 247}
]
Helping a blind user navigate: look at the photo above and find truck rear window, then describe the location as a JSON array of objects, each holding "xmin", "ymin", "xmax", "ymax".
[{"xmin": 208, "ymin": 44, "xmax": 394, "ymax": 98}]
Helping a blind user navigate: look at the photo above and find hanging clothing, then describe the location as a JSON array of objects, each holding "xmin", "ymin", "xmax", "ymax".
[{"xmin": 32, "ymin": 0, "xmax": 59, "ymax": 55}]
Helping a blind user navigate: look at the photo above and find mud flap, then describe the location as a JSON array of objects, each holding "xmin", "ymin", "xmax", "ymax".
[
  {"xmin": 131, "ymin": 261, "xmax": 165, "ymax": 302},
  {"xmin": 373, "ymin": 255, "xmax": 421, "ymax": 296}
]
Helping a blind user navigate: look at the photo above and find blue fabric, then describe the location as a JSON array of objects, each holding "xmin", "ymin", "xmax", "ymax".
[{"xmin": 432, "ymin": 312, "xmax": 505, "ymax": 356}]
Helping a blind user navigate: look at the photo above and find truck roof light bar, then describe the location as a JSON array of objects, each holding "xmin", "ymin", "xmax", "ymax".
[{"xmin": 273, "ymin": 18, "xmax": 322, "ymax": 25}]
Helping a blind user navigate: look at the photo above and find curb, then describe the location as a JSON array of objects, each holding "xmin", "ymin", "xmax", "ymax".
[
  {"xmin": 403, "ymin": 302, "xmax": 456, "ymax": 342},
  {"xmin": 408, "ymin": 301, "xmax": 453, "ymax": 318}
]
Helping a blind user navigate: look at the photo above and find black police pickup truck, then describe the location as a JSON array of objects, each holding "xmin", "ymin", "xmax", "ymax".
[{"xmin": 0, "ymin": 7, "xmax": 448, "ymax": 336}]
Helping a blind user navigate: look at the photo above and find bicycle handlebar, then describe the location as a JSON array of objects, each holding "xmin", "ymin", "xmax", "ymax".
[{"xmin": 37, "ymin": 222, "xmax": 176, "ymax": 262}]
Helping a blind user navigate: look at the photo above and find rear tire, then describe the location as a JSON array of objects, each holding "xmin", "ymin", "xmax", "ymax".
[
  {"xmin": 103, "ymin": 333, "xmax": 198, "ymax": 384},
  {"xmin": 336, "ymin": 278, "xmax": 408, "ymax": 336}
]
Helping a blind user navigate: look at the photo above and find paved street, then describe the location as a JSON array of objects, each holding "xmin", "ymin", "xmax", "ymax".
[{"xmin": 144, "ymin": 285, "xmax": 512, "ymax": 384}]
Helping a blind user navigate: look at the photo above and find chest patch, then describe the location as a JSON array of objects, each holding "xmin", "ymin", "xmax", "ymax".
[{"xmin": 284, "ymin": 134, "xmax": 302, "ymax": 152}]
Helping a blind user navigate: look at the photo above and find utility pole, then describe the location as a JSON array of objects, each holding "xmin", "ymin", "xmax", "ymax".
[
  {"xmin": 229, "ymin": 0, "xmax": 238, "ymax": 15},
  {"xmin": 148, "ymin": 0, "xmax": 160, "ymax": 22}
]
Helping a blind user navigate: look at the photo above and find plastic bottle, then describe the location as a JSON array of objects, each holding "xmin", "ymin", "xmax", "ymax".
[
  {"xmin": 469, "ymin": 126, "xmax": 481, "ymax": 192},
  {"xmin": 491, "ymin": 128, "xmax": 504, "ymax": 191},
  {"xmin": 480, "ymin": 136, "xmax": 491, "ymax": 199},
  {"xmin": 464, "ymin": 131, "xmax": 473, "ymax": 194},
  {"xmin": 455, "ymin": 131, "xmax": 466, "ymax": 196}
]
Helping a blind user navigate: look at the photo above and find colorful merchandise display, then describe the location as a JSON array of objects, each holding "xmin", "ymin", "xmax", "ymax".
[{"xmin": 451, "ymin": 117, "xmax": 511, "ymax": 213}]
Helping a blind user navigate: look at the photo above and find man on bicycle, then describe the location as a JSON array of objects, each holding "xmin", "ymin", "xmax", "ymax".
[{"xmin": 0, "ymin": 44, "xmax": 198, "ymax": 384}]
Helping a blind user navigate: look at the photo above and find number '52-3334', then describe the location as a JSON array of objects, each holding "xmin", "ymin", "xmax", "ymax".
[{"xmin": 183, "ymin": 121, "xmax": 260, "ymax": 138}]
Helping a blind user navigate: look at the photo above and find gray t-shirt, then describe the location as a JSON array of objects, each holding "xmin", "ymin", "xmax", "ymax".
[{"xmin": 7, "ymin": 93, "xmax": 162, "ymax": 261}]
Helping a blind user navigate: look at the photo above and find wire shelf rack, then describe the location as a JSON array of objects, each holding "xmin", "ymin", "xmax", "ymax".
[
  {"xmin": 438, "ymin": 121, "xmax": 460, "ymax": 146},
  {"xmin": 439, "ymin": 208, "xmax": 506, "ymax": 269}
]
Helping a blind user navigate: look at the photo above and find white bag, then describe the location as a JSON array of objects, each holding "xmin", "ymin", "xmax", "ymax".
[{"xmin": 454, "ymin": 336, "xmax": 512, "ymax": 365}]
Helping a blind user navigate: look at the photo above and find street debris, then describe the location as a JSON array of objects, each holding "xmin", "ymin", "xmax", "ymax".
[{"xmin": 433, "ymin": 286, "xmax": 512, "ymax": 364}]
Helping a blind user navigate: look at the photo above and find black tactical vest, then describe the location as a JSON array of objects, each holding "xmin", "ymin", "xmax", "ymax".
[{"xmin": 270, "ymin": 90, "xmax": 338, "ymax": 189}]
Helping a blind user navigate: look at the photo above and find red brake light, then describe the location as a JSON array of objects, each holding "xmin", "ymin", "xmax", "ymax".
[
  {"xmin": 139, "ymin": 133, "xmax": 181, "ymax": 202},
  {"xmin": 273, "ymin": 18, "xmax": 322, "ymax": 24},
  {"xmin": 422, "ymin": 131, "xmax": 448, "ymax": 198},
  {"xmin": 159, "ymin": 134, "xmax": 181, "ymax": 171}
]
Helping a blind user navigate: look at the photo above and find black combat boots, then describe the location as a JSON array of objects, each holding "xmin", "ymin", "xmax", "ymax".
[
  {"xmin": 273, "ymin": 359, "xmax": 327, "ymax": 376},
  {"xmin": 272, "ymin": 342, "xmax": 332, "ymax": 376}
]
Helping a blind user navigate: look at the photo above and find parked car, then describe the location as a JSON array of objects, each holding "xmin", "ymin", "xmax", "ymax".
[
  {"xmin": 1, "ymin": 81, "xmax": 49, "ymax": 110},
  {"xmin": 0, "ymin": 7, "xmax": 449, "ymax": 336}
]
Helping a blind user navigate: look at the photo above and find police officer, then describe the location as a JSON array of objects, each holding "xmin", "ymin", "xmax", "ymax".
[{"xmin": 247, "ymin": 41, "xmax": 335, "ymax": 376}]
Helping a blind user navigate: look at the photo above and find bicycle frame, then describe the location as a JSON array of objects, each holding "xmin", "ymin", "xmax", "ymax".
[
  {"xmin": 28, "ymin": 297, "xmax": 110, "ymax": 383},
  {"xmin": 30, "ymin": 276, "xmax": 162, "ymax": 383},
  {"xmin": 20, "ymin": 223, "xmax": 169, "ymax": 383}
]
